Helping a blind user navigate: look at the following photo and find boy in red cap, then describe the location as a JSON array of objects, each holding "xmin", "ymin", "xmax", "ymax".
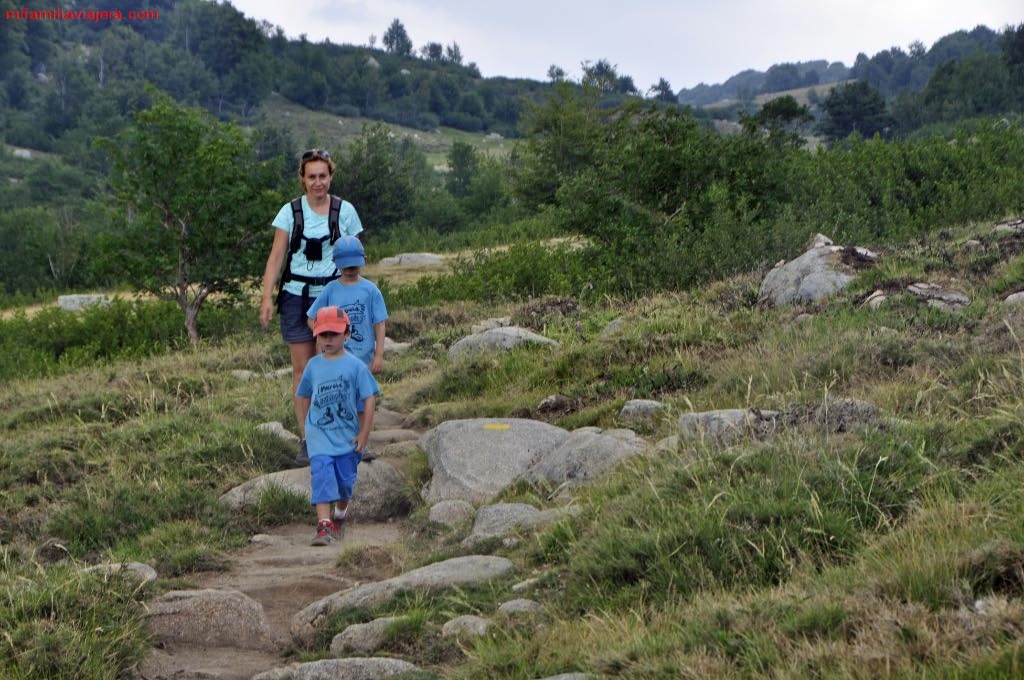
[{"xmin": 296, "ymin": 305, "xmax": 379, "ymax": 546}]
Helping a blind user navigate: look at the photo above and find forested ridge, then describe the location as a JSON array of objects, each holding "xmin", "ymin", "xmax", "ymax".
[{"xmin": 1, "ymin": 0, "xmax": 1023, "ymax": 310}]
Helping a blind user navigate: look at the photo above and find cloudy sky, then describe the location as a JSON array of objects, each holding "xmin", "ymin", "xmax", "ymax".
[{"xmin": 229, "ymin": 0, "xmax": 1022, "ymax": 92}]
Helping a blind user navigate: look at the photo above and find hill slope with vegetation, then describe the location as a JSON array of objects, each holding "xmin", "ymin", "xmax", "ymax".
[{"xmin": 3, "ymin": 212, "xmax": 1024, "ymax": 677}]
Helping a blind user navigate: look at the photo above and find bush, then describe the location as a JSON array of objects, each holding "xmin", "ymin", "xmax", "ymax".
[{"xmin": 0, "ymin": 298, "xmax": 250, "ymax": 381}]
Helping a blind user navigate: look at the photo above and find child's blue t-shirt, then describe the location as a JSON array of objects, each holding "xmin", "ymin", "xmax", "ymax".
[
  {"xmin": 296, "ymin": 352, "xmax": 379, "ymax": 457},
  {"xmin": 271, "ymin": 196, "xmax": 363, "ymax": 298},
  {"xmin": 307, "ymin": 277, "xmax": 389, "ymax": 366}
]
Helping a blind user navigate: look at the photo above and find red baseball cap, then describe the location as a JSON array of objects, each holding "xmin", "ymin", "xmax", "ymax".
[{"xmin": 313, "ymin": 306, "xmax": 350, "ymax": 336}]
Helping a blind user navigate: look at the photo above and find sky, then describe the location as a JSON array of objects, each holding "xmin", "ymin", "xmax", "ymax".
[{"xmin": 228, "ymin": 0, "xmax": 1023, "ymax": 92}]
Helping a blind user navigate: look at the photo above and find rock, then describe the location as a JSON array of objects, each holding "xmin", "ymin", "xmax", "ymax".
[
  {"xmin": 291, "ymin": 555, "xmax": 515, "ymax": 646},
  {"xmin": 367, "ymin": 427, "xmax": 420, "ymax": 447},
  {"xmin": 498, "ymin": 598, "xmax": 542, "ymax": 617},
  {"xmin": 448, "ymin": 326, "xmax": 560, "ymax": 362},
  {"xmin": 526, "ymin": 427, "xmax": 647, "ymax": 486},
  {"xmin": 461, "ymin": 503, "xmax": 578, "ymax": 549},
  {"xmin": 220, "ymin": 460, "xmax": 409, "ymax": 522},
  {"xmin": 419, "ymin": 418, "xmax": 569, "ymax": 504},
  {"xmin": 471, "ymin": 316, "xmax": 512, "ymax": 333},
  {"xmin": 512, "ymin": 577, "xmax": 541, "ymax": 593},
  {"xmin": 537, "ymin": 394, "xmax": 576, "ymax": 414},
  {"xmin": 993, "ymin": 217, "xmax": 1024, "ymax": 234},
  {"xmin": 441, "ymin": 614, "xmax": 492, "ymax": 639},
  {"xmin": 257, "ymin": 421, "xmax": 300, "ymax": 444},
  {"xmin": 813, "ymin": 398, "xmax": 880, "ymax": 433},
  {"xmin": 678, "ymin": 408, "xmax": 780, "ymax": 448},
  {"xmin": 329, "ymin": 616, "xmax": 403, "ymax": 655},
  {"xmin": 253, "ymin": 657, "xmax": 421, "ymax": 680},
  {"xmin": 428, "ymin": 499, "xmax": 476, "ymax": 528},
  {"xmin": 377, "ymin": 252, "xmax": 445, "ymax": 266},
  {"xmin": 758, "ymin": 240, "xmax": 878, "ymax": 307},
  {"xmin": 383, "ymin": 337, "xmax": 411, "ymax": 354},
  {"xmin": 145, "ymin": 589, "xmax": 278, "ymax": 651},
  {"xmin": 618, "ymin": 399, "xmax": 668, "ymax": 428},
  {"xmin": 600, "ymin": 317, "xmax": 626, "ymax": 338},
  {"xmin": 907, "ymin": 282, "xmax": 970, "ymax": 311},
  {"xmin": 862, "ymin": 289, "xmax": 888, "ymax": 309},
  {"xmin": 57, "ymin": 294, "xmax": 111, "ymax": 312},
  {"xmin": 82, "ymin": 561, "xmax": 157, "ymax": 585}
]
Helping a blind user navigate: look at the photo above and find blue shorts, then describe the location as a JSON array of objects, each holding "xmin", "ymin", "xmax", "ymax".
[
  {"xmin": 309, "ymin": 453, "xmax": 359, "ymax": 505},
  {"xmin": 278, "ymin": 290, "xmax": 316, "ymax": 344}
]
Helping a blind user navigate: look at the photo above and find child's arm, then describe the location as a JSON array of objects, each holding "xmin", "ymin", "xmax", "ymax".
[
  {"xmin": 295, "ymin": 396, "xmax": 311, "ymax": 440},
  {"xmin": 369, "ymin": 321, "xmax": 386, "ymax": 374},
  {"xmin": 353, "ymin": 394, "xmax": 376, "ymax": 453}
]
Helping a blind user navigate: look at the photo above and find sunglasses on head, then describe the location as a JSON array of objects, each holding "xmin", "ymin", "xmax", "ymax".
[{"xmin": 302, "ymin": 149, "xmax": 330, "ymax": 161}]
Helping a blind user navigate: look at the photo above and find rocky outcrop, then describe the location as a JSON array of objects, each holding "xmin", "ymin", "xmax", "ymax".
[{"xmin": 759, "ymin": 234, "xmax": 879, "ymax": 307}]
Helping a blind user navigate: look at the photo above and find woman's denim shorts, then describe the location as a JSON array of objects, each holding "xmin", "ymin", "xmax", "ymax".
[{"xmin": 278, "ymin": 290, "xmax": 315, "ymax": 344}]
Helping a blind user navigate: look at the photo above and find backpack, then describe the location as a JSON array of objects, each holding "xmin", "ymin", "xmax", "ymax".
[{"xmin": 277, "ymin": 195, "xmax": 343, "ymax": 304}]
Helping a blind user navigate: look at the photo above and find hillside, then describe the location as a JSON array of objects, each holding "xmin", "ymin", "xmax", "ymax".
[
  {"xmin": 4, "ymin": 216, "xmax": 1024, "ymax": 677},
  {"xmin": 254, "ymin": 91, "xmax": 512, "ymax": 168}
]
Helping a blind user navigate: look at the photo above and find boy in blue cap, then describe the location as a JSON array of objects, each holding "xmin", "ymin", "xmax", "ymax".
[
  {"xmin": 307, "ymin": 236, "xmax": 388, "ymax": 374},
  {"xmin": 296, "ymin": 305, "xmax": 379, "ymax": 546}
]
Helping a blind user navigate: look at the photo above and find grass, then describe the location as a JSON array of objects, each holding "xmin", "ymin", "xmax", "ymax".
[{"xmin": 3, "ymin": 218, "xmax": 1024, "ymax": 677}]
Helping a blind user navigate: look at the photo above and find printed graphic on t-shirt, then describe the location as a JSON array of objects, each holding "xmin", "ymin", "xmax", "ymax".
[
  {"xmin": 345, "ymin": 302, "xmax": 367, "ymax": 343},
  {"xmin": 313, "ymin": 376, "xmax": 357, "ymax": 429}
]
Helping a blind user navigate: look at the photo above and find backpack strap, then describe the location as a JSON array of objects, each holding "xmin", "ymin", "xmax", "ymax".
[
  {"xmin": 288, "ymin": 197, "xmax": 305, "ymax": 254},
  {"xmin": 327, "ymin": 195, "xmax": 342, "ymax": 244}
]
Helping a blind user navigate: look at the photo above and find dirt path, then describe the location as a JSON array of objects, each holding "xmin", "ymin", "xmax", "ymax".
[
  {"xmin": 140, "ymin": 406, "xmax": 421, "ymax": 679},
  {"xmin": 140, "ymin": 519, "xmax": 406, "ymax": 679}
]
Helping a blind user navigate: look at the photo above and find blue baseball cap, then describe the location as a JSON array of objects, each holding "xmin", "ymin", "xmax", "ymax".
[{"xmin": 333, "ymin": 236, "xmax": 365, "ymax": 269}]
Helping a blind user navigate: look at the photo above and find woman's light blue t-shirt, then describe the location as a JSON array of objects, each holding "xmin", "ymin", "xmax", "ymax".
[{"xmin": 272, "ymin": 196, "xmax": 363, "ymax": 297}]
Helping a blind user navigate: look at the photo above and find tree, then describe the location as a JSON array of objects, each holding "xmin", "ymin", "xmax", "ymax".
[
  {"xmin": 382, "ymin": 19, "xmax": 412, "ymax": 57},
  {"xmin": 819, "ymin": 80, "xmax": 893, "ymax": 142},
  {"xmin": 511, "ymin": 83, "xmax": 607, "ymax": 208},
  {"xmin": 421, "ymin": 42, "xmax": 443, "ymax": 62},
  {"xmin": 762, "ymin": 63, "xmax": 803, "ymax": 93},
  {"xmin": 547, "ymin": 64, "xmax": 567, "ymax": 82},
  {"xmin": 98, "ymin": 95, "xmax": 279, "ymax": 345},
  {"xmin": 581, "ymin": 59, "xmax": 619, "ymax": 93},
  {"xmin": 446, "ymin": 141, "xmax": 479, "ymax": 197},
  {"xmin": 1001, "ymin": 23, "xmax": 1024, "ymax": 105},
  {"xmin": 741, "ymin": 95, "xmax": 813, "ymax": 147},
  {"xmin": 648, "ymin": 77, "xmax": 676, "ymax": 102},
  {"xmin": 334, "ymin": 122, "xmax": 415, "ymax": 238},
  {"xmin": 444, "ymin": 42, "xmax": 463, "ymax": 65}
]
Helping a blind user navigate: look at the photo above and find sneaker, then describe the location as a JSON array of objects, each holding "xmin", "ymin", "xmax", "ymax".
[
  {"xmin": 310, "ymin": 520, "xmax": 333, "ymax": 546},
  {"xmin": 332, "ymin": 514, "xmax": 347, "ymax": 540},
  {"xmin": 292, "ymin": 439, "xmax": 309, "ymax": 467},
  {"xmin": 359, "ymin": 449, "xmax": 377, "ymax": 463}
]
